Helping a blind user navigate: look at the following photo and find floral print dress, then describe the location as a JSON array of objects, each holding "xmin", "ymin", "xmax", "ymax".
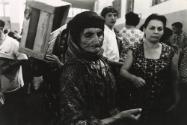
[{"xmin": 128, "ymin": 43, "xmax": 175, "ymax": 123}]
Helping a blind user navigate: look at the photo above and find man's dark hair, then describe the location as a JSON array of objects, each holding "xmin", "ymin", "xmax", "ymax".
[
  {"xmin": 125, "ymin": 12, "xmax": 140, "ymax": 26},
  {"xmin": 101, "ymin": 6, "xmax": 118, "ymax": 18},
  {"xmin": 172, "ymin": 22, "xmax": 183, "ymax": 29},
  {"xmin": 0, "ymin": 20, "xmax": 5, "ymax": 28}
]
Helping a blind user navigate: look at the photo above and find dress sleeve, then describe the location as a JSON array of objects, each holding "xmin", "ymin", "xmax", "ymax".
[{"xmin": 59, "ymin": 64, "xmax": 103, "ymax": 125}]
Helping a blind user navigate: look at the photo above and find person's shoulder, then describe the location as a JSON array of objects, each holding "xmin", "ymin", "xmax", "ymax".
[
  {"xmin": 120, "ymin": 27, "xmax": 127, "ymax": 32},
  {"xmin": 161, "ymin": 42, "xmax": 175, "ymax": 56},
  {"xmin": 162, "ymin": 42, "xmax": 172, "ymax": 49},
  {"xmin": 135, "ymin": 28, "xmax": 143, "ymax": 33},
  {"xmin": 133, "ymin": 42, "xmax": 142, "ymax": 49}
]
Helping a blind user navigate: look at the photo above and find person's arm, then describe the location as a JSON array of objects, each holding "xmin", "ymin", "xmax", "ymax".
[
  {"xmin": 59, "ymin": 64, "xmax": 142, "ymax": 125},
  {"xmin": 101, "ymin": 108, "xmax": 142, "ymax": 125},
  {"xmin": 167, "ymin": 52, "xmax": 180, "ymax": 111},
  {"xmin": 120, "ymin": 50, "xmax": 145, "ymax": 88}
]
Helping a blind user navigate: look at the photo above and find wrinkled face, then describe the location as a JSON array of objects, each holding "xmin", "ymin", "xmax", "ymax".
[
  {"xmin": 80, "ymin": 28, "xmax": 104, "ymax": 54},
  {"xmin": 143, "ymin": 20, "xmax": 164, "ymax": 43},
  {"xmin": 104, "ymin": 12, "xmax": 117, "ymax": 29},
  {"xmin": 0, "ymin": 27, "xmax": 4, "ymax": 40}
]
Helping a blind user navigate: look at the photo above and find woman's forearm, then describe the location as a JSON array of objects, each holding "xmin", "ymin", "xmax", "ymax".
[
  {"xmin": 120, "ymin": 68, "xmax": 137, "ymax": 82},
  {"xmin": 101, "ymin": 113, "xmax": 121, "ymax": 125}
]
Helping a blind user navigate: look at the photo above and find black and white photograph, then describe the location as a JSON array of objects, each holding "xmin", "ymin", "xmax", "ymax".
[{"xmin": 0, "ymin": 0, "xmax": 187, "ymax": 125}]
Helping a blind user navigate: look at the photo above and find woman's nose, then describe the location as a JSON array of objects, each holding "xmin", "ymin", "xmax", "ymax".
[
  {"xmin": 154, "ymin": 29, "xmax": 159, "ymax": 33},
  {"xmin": 111, "ymin": 15, "xmax": 116, "ymax": 19}
]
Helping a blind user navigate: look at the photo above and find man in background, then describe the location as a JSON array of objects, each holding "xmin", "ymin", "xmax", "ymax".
[
  {"xmin": 101, "ymin": 6, "xmax": 120, "ymax": 62},
  {"xmin": 120, "ymin": 12, "xmax": 144, "ymax": 60}
]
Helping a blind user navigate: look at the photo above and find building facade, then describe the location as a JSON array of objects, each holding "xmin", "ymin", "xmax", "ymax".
[{"xmin": 94, "ymin": 0, "xmax": 187, "ymax": 32}]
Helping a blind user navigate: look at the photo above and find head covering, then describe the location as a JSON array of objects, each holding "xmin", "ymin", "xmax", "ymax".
[
  {"xmin": 65, "ymin": 11, "xmax": 105, "ymax": 62},
  {"xmin": 67, "ymin": 11, "xmax": 104, "ymax": 44}
]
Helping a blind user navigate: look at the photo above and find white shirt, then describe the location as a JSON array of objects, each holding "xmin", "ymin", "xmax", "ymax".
[
  {"xmin": 102, "ymin": 25, "xmax": 119, "ymax": 62},
  {"xmin": 0, "ymin": 36, "xmax": 27, "ymax": 93}
]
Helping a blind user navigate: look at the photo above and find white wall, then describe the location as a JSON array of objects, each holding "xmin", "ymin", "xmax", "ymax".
[
  {"xmin": 165, "ymin": 9, "xmax": 187, "ymax": 33},
  {"xmin": 115, "ymin": 0, "xmax": 187, "ymax": 31},
  {"xmin": 115, "ymin": 0, "xmax": 127, "ymax": 25},
  {"xmin": 10, "ymin": 0, "xmax": 26, "ymax": 32},
  {"xmin": 134, "ymin": 0, "xmax": 187, "ymax": 18},
  {"xmin": 133, "ymin": 0, "xmax": 187, "ymax": 33},
  {"xmin": 94, "ymin": 0, "xmax": 113, "ymax": 14}
]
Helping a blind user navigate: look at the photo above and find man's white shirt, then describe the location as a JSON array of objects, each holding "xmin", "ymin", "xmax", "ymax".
[{"xmin": 102, "ymin": 25, "xmax": 119, "ymax": 62}]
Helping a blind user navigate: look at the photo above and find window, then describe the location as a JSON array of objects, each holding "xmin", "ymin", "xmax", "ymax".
[
  {"xmin": 113, "ymin": 0, "xmax": 121, "ymax": 18},
  {"xmin": 126, "ymin": 0, "xmax": 134, "ymax": 13},
  {"xmin": 152, "ymin": 0, "xmax": 168, "ymax": 6}
]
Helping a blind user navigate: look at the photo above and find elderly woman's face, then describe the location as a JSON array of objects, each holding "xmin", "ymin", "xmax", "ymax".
[
  {"xmin": 80, "ymin": 27, "xmax": 104, "ymax": 54},
  {"xmin": 144, "ymin": 19, "xmax": 164, "ymax": 43}
]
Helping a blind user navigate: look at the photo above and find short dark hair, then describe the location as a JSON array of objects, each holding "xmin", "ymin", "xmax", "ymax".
[
  {"xmin": 143, "ymin": 14, "xmax": 167, "ymax": 29},
  {"xmin": 101, "ymin": 6, "xmax": 118, "ymax": 18},
  {"xmin": 125, "ymin": 12, "xmax": 140, "ymax": 26},
  {"xmin": 0, "ymin": 20, "xmax": 5, "ymax": 28},
  {"xmin": 172, "ymin": 22, "xmax": 183, "ymax": 29}
]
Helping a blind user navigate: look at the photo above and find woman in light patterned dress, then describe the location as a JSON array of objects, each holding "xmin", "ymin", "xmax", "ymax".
[{"xmin": 120, "ymin": 12, "xmax": 144, "ymax": 60}]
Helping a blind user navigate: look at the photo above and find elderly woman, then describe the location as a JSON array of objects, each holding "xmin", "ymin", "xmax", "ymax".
[
  {"xmin": 58, "ymin": 11, "xmax": 142, "ymax": 125},
  {"xmin": 120, "ymin": 14, "xmax": 179, "ymax": 125}
]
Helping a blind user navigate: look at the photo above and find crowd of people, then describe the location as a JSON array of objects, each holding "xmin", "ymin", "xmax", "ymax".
[{"xmin": 0, "ymin": 5, "xmax": 187, "ymax": 125}]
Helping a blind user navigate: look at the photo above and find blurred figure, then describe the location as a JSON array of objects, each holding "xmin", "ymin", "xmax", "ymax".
[
  {"xmin": 170, "ymin": 22, "xmax": 187, "ymax": 64},
  {"xmin": 170, "ymin": 22, "xmax": 187, "ymax": 52},
  {"xmin": 160, "ymin": 27, "xmax": 173, "ymax": 46},
  {"xmin": 120, "ymin": 12, "xmax": 144, "ymax": 60},
  {"xmin": 170, "ymin": 22, "xmax": 187, "ymax": 125},
  {"xmin": 0, "ymin": 19, "xmax": 28, "ymax": 125},
  {"xmin": 120, "ymin": 14, "xmax": 179, "ymax": 125}
]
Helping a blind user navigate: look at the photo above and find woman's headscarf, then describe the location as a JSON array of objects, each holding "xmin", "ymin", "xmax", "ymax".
[{"xmin": 65, "ymin": 11, "xmax": 105, "ymax": 62}]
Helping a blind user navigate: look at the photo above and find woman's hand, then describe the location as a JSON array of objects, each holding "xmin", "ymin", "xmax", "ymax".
[
  {"xmin": 118, "ymin": 108, "xmax": 142, "ymax": 120},
  {"xmin": 167, "ymin": 90, "xmax": 180, "ymax": 112},
  {"xmin": 45, "ymin": 54, "xmax": 63, "ymax": 67},
  {"xmin": 131, "ymin": 75, "xmax": 146, "ymax": 88},
  {"xmin": 101, "ymin": 108, "xmax": 142, "ymax": 125}
]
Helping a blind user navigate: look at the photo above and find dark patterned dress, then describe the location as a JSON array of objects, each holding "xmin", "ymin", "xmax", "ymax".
[
  {"xmin": 128, "ymin": 43, "xmax": 175, "ymax": 124},
  {"xmin": 59, "ymin": 58, "xmax": 118, "ymax": 125}
]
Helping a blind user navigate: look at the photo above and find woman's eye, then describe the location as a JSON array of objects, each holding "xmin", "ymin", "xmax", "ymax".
[
  {"xmin": 150, "ymin": 27, "xmax": 155, "ymax": 30},
  {"xmin": 97, "ymin": 31, "xmax": 103, "ymax": 37},
  {"xmin": 85, "ymin": 33, "xmax": 94, "ymax": 38},
  {"xmin": 158, "ymin": 27, "xmax": 163, "ymax": 31}
]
